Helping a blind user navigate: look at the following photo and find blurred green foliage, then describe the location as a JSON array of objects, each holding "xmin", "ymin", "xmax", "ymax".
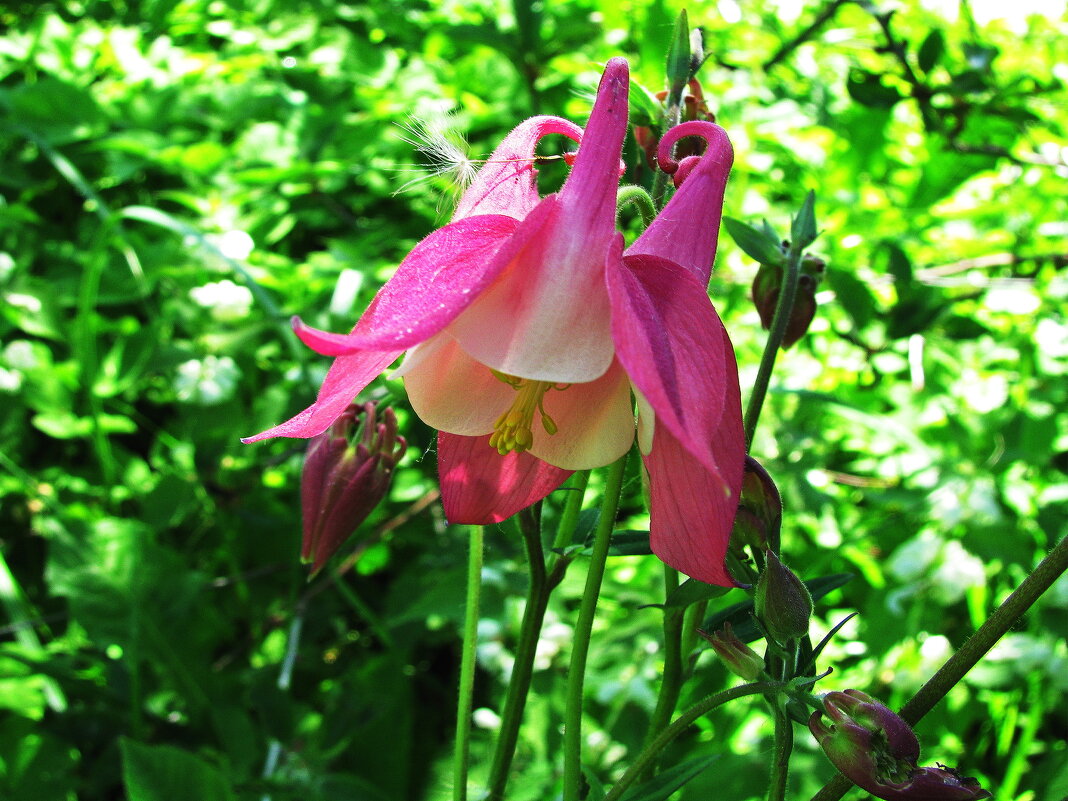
[{"xmin": 0, "ymin": 0, "xmax": 1066, "ymax": 799}]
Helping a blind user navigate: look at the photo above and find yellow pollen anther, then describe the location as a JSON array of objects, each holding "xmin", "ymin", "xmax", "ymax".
[{"xmin": 489, "ymin": 372, "xmax": 563, "ymax": 455}]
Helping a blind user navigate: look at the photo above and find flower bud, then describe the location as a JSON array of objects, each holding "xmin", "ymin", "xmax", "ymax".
[
  {"xmin": 731, "ymin": 456, "xmax": 782, "ymax": 552},
  {"xmin": 751, "ymin": 247, "xmax": 826, "ymax": 349},
  {"xmin": 632, "ymin": 79, "xmax": 716, "ymax": 169},
  {"xmin": 698, "ymin": 622, "xmax": 765, "ymax": 681},
  {"xmin": 809, "ymin": 690, "xmax": 991, "ymax": 800},
  {"xmin": 301, "ymin": 401, "xmax": 405, "ymax": 575},
  {"xmin": 754, "ymin": 549, "xmax": 813, "ymax": 643}
]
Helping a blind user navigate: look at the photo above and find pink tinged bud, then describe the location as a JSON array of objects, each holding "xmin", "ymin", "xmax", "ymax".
[
  {"xmin": 300, "ymin": 402, "xmax": 406, "ymax": 575},
  {"xmin": 809, "ymin": 691, "xmax": 991, "ymax": 800},
  {"xmin": 699, "ymin": 622, "xmax": 765, "ymax": 681},
  {"xmin": 751, "ymin": 247, "xmax": 826, "ymax": 349},
  {"xmin": 754, "ymin": 549, "xmax": 812, "ymax": 643},
  {"xmin": 732, "ymin": 456, "xmax": 783, "ymax": 552}
]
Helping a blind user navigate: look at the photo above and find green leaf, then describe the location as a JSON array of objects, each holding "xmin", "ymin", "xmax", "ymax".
[
  {"xmin": 790, "ymin": 191, "xmax": 819, "ymax": 249},
  {"xmin": 664, "ymin": 578, "xmax": 732, "ymax": 609},
  {"xmin": 826, "ymin": 268, "xmax": 878, "ymax": 330},
  {"xmin": 619, "ymin": 753, "xmax": 719, "ymax": 801},
  {"xmin": 846, "ymin": 69, "xmax": 903, "ymax": 108},
  {"xmin": 665, "ymin": 10, "xmax": 691, "ymax": 94},
  {"xmin": 121, "ymin": 739, "xmax": 236, "ymax": 801},
  {"xmin": 918, "ymin": 29, "xmax": 945, "ymax": 73},
  {"xmin": 723, "ymin": 218, "xmax": 785, "ymax": 265}
]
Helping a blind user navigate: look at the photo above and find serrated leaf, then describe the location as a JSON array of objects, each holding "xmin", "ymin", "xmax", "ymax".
[
  {"xmin": 619, "ymin": 753, "xmax": 719, "ymax": 801},
  {"xmin": 664, "ymin": 578, "xmax": 732, "ymax": 608},
  {"xmin": 723, "ymin": 218, "xmax": 785, "ymax": 265}
]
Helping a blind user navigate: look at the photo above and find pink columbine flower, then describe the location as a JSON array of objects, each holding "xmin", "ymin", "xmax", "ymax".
[{"xmin": 244, "ymin": 58, "xmax": 745, "ymax": 586}]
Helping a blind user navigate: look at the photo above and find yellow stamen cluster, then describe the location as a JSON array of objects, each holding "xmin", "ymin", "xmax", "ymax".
[{"xmin": 488, "ymin": 370, "xmax": 563, "ymax": 455}]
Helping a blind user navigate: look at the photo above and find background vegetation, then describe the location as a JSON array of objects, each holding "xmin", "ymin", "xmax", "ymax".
[{"xmin": 0, "ymin": 0, "xmax": 1065, "ymax": 799}]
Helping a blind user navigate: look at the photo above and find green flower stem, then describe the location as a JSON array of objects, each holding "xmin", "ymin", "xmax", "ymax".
[
  {"xmin": 680, "ymin": 600, "xmax": 708, "ymax": 674},
  {"xmin": 767, "ymin": 708, "xmax": 794, "ymax": 801},
  {"xmin": 743, "ymin": 242, "xmax": 804, "ymax": 449},
  {"xmin": 651, "ymin": 75, "xmax": 686, "ymax": 209},
  {"xmin": 261, "ymin": 596, "xmax": 308, "ymax": 801},
  {"xmin": 617, "ymin": 185, "xmax": 657, "ymax": 230},
  {"xmin": 603, "ymin": 681, "xmax": 786, "ymax": 801},
  {"xmin": 487, "ymin": 506, "xmax": 550, "ymax": 801},
  {"xmin": 811, "ymin": 533, "xmax": 1068, "ymax": 801},
  {"xmin": 562, "ymin": 454, "xmax": 629, "ymax": 801},
  {"xmin": 550, "ymin": 471, "xmax": 591, "ymax": 558},
  {"xmin": 640, "ymin": 567, "xmax": 685, "ymax": 777},
  {"xmin": 453, "ymin": 525, "xmax": 484, "ymax": 801}
]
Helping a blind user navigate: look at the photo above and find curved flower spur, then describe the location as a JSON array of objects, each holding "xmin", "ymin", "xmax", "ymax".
[{"xmin": 244, "ymin": 58, "xmax": 746, "ymax": 587}]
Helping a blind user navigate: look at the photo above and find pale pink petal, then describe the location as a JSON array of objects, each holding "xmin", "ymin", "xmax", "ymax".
[
  {"xmin": 448, "ymin": 196, "xmax": 615, "ymax": 382},
  {"xmin": 242, "ymin": 348, "xmax": 402, "ymax": 442},
  {"xmin": 453, "ymin": 116, "xmax": 583, "ymax": 221},
  {"xmin": 445, "ymin": 60, "xmax": 630, "ymax": 384},
  {"xmin": 608, "ymin": 250, "xmax": 739, "ymax": 475},
  {"xmin": 438, "ymin": 432, "xmax": 572, "ymax": 524},
  {"xmin": 401, "ymin": 333, "xmax": 514, "ymax": 435},
  {"xmin": 290, "ymin": 215, "xmax": 521, "ymax": 355},
  {"xmin": 643, "ymin": 414, "xmax": 744, "ymax": 587},
  {"xmin": 627, "ymin": 121, "xmax": 733, "ymax": 285},
  {"xmin": 526, "ymin": 360, "xmax": 634, "ymax": 470}
]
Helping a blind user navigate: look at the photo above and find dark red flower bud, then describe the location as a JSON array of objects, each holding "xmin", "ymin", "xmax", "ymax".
[
  {"xmin": 809, "ymin": 690, "xmax": 991, "ymax": 800},
  {"xmin": 301, "ymin": 401, "xmax": 405, "ymax": 574},
  {"xmin": 732, "ymin": 456, "xmax": 783, "ymax": 552},
  {"xmin": 698, "ymin": 622, "xmax": 765, "ymax": 681},
  {"xmin": 751, "ymin": 247, "xmax": 826, "ymax": 349}
]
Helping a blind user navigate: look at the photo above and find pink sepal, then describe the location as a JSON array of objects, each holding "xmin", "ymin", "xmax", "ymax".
[
  {"xmin": 438, "ymin": 432, "xmax": 571, "ymax": 524},
  {"xmin": 642, "ymin": 413, "xmax": 744, "ymax": 587},
  {"xmin": 608, "ymin": 248, "xmax": 733, "ymax": 475},
  {"xmin": 628, "ymin": 120, "xmax": 733, "ymax": 285},
  {"xmin": 453, "ymin": 116, "xmax": 582, "ymax": 221},
  {"xmin": 241, "ymin": 348, "xmax": 401, "ymax": 442}
]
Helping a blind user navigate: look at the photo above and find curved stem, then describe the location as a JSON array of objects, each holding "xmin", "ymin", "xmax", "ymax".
[
  {"xmin": 453, "ymin": 525, "xmax": 484, "ymax": 801},
  {"xmin": 811, "ymin": 534, "xmax": 1068, "ymax": 801},
  {"xmin": 603, "ymin": 681, "xmax": 786, "ymax": 801},
  {"xmin": 487, "ymin": 507, "xmax": 548, "ymax": 800},
  {"xmin": 744, "ymin": 241, "xmax": 804, "ymax": 448},
  {"xmin": 562, "ymin": 454, "xmax": 629, "ymax": 801},
  {"xmin": 617, "ymin": 185, "xmax": 657, "ymax": 229}
]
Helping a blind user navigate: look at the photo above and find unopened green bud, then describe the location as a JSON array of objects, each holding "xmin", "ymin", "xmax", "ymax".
[
  {"xmin": 699, "ymin": 622, "xmax": 765, "ymax": 681},
  {"xmin": 754, "ymin": 549, "xmax": 813, "ymax": 643}
]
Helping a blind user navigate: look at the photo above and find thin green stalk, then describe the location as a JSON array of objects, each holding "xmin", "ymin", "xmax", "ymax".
[
  {"xmin": 767, "ymin": 709, "xmax": 794, "ymax": 801},
  {"xmin": 680, "ymin": 600, "xmax": 708, "ymax": 674},
  {"xmin": 603, "ymin": 681, "xmax": 786, "ymax": 801},
  {"xmin": 487, "ymin": 507, "xmax": 549, "ymax": 801},
  {"xmin": 617, "ymin": 186, "xmax": 657, "ymax": 229},
  {"xmin": 453, "ymin": 525, "xmax": 484, "ymax": 801},
  {"xmin": 562, "ymin": 454, "xmax": 629, "ymax": 801},
  {"xmin": 261, "ymin": 596, "xmax": 308, "ymax": 801},
  {"xmin": 640, "ymin": 567, "xmax": 685, "ymax": 772},
  {"xmin": 744, "ymin": 242, "xmax": 804, "ymax": 448},
  {"xmin": 549, "ymin": 471, "xmax": 591, "ymax": 563},
  {"xmin": 811, "ymin": 534, "xmax": 1068, "ymax": 801}
]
